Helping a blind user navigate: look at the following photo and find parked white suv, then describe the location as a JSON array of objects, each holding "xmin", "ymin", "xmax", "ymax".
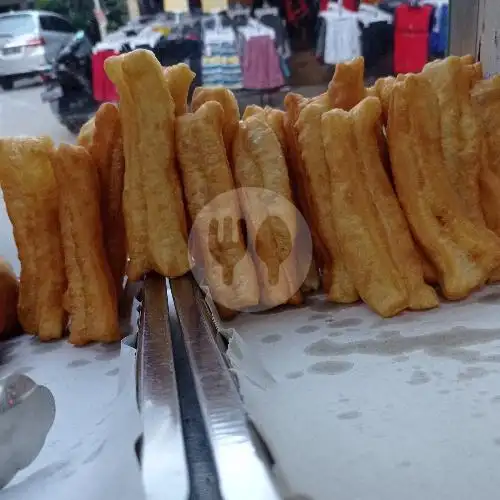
[{"xmin": 0, "ymin": 10, "xmax": 75, "ymax": 90}]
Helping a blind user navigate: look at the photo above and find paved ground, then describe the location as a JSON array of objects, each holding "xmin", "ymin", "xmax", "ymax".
[{"xmin": 0, "ymin": 81, "xmax": 75, "ymax": 275}]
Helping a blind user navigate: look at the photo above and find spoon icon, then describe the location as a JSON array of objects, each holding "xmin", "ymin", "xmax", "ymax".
[{"xmin": 255, "ymin": 215, "xmax": 292, "ymax": 286}]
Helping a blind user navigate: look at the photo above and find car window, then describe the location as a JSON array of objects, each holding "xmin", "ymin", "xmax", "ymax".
[
  {"xmin": 39, "ymin": 15, "xmax": 56, "ymax": 31},
  {"xmin": 50, "ymin": 16, "xmax": 74, "ymax": 33},
  {"xmin": 0, "ymin": 14, "xmax": 36, "ymax": 36}
]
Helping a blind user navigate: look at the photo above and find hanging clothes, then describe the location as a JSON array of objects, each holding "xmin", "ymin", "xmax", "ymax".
[
  {"xmin": 424, "ymin": 0, "xmax": 449, "ymax": 55},
  {"xmin": 357, "ymin": 3, "xmax": 394, "ymax": 68},
  {"xmin": 258, "ymin": 12, "xmax": 291, "ymax": 58},
  {"xmin": 315, "ymin": 15, "xmax": 327, "ymax": 60},
  {"xmin": 202, "ymin": 26, "xmax": 243, "ymax": 88},
  {"xmin": 242, "ymin": 35, "xmax": 285, "ymax": 89},
  {"xmin": 320, "ymin": 8, "xmax": 362, "ymax": 65}
]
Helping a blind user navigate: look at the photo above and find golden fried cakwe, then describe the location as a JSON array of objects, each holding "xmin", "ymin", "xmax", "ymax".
[
  {"xmin": 242, "ymin": 104, "xmax": 264, "ymax": 120},
  {"xmin": 459, "ymin": 54, "xmax": 483, "ymax": 86},
  {"xmin": 242, "ymin": 106, "xmax": 288, "ymax": 163},
  {"xmin": 52, "ymin": 144, "xmax": 120, "ymax": 345},
  {"xmin": 327, "ymin": 56, "xmax": 366, "ymax": 110},
  {"xmin": 77, "ymin": 115, "xmax": 96, "ymax": 149},
  {"xmin": 321, "ymin": 106, "xmax": 408, "ymax": 318},
  {"xmin": 296, "ymin": 101, "xmax": 358, "ymax": 303},
  {"xmin": 191, "ymin": 86, "xmax": 240, "ymax": 153},
  {"xmin": 387, "ymin": 74, "xmax": 500, "ymax": 300},
  {"xmin": 371, "ymin": 76, "xmax": 395, "ymax": 124},
  {"xmin": 422, "ymin": 56, "xmax": 485, "ymax": 226},
  {"xmin": 176, "ymin": 101, "xmax": 260, "ymax": 312},
  {"xmin": 351, "ymin": 97, "xmax": 438, "ymax": 310},
  {"xmin": 105, "ymin": 49, "xmax": 189, "ymax": 281},
  {"xmin": 472, "ymin": 75, "xmax": 500, "ymax": 180},
  {"xmin": 164, "ymin": 62, "xmax": 195, "ymax": 117},
  {"xmin": 0, "ymin": 137, "xmax": 66, "ymax": 340},
  {"xmin": 263, "ymin": 108, "xmax": 287, "ymax": 151},
  {"xmin": 242, "ymin": 104, "xmax": 314, "ymax": 297},
  {"xmin": 0, "ymin": 258, "xmax": 19, "ymax": 336},
  {"xmin": 283, "ymin": 92, "xmax": 322, "ymax": 292},
  {"xmin": 471, "ymin": 74, "xmax": 500, "ymax": 281},
  {"xmin": 288, "ymin": 57, "xmax": 371, "ymax": 301},
  {"xmin": 89, "ymin": 102, "xmax": 127, "ymax": 299},
  {"xmin": 370, "ymin": 73, "xmax": 438, "ymax": 284},
  {"xmin": 233, "ymin": 114, "xmax": 304, "ymax": 307}
]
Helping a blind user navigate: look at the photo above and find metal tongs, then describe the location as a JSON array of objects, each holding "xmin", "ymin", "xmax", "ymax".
[{"xmin": 136, "ymin": 273, "xmax": 280, "ymax": 500}]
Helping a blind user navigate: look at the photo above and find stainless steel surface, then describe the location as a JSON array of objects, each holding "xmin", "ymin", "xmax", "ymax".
[
  {"xmin": 449, "ymin": 0, "xmax": 481, "ymax": 58},
  {"xmin": 170, "ymin": 275, "xmax": 281, "ymax": 500},
  {"xmin": 137, "ymin": 274, "xmax": 189, "ymax": 500}
]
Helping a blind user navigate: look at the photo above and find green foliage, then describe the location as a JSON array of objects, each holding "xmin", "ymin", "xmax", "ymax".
[{"xmin": 34, "ymin": 0, "xmax": 128, "ymax": 35}]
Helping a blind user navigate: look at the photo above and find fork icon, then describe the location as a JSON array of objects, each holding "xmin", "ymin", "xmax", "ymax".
[{"xmin": 208, "ymin": 216, "xmax": 247, "ymax": 286}]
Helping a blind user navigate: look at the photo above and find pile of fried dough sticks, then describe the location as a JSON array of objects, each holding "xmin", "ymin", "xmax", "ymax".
[{"xmin": 1, "ymin": 49, "xmax": 500, "ymax": 346}]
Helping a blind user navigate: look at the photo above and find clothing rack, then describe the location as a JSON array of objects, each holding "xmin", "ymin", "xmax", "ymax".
[{"xmin": 201, "ymin": 6, "xmax": 287, "ymax": 94}]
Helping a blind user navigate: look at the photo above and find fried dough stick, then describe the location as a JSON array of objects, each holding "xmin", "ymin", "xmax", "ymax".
[
  {"xmin": 287, "ymin": 59, "xmax": 368, "ymax": 300},
  {"xmin": 263, "ymin": 108, "xmax": 287, "ymax": 150},
  {"xmin": 243, "ymin": 106, "xmax": 288, "ymax": 153},
  {"xmin": 176, "ymin": 101, "xmax": 259, "ymax": 312},
  {"xmin": 472, "ymin": 75, "xmax": 500, "ymax": 180},
  {"xmin": 352, "ymin": 97, "xmax": 438, "ymax": 310},
  {"xmin": 242, "ymin": 104, "xmax": 264, "ymax": 121},
  {"xmin": 327, "ymin": 56, "xmax": 366, "ymax": 110},
  {"xmin": 233, "ymin": 115, "xmax": 303, "ymax": 307},
  {"xmin": 89, "ymin": 103, "xmax": 126, "ymax": 298},
  {"xmin": 0, "ymin": 258, "xmax": 19, "ymax": 336},
  {"xmin": 164, "ymin": 62, "xmax": 195, "ymax": 117},
  {"xmin": 368, "ymin": 73, "xmax": 439, "ymax": 285},
  {"xmin": 296, "ymin": 102, "xmax": 358, "ymax": 303},
  {"xmin": 283, "ymin": 92, "xmax": 322, "ymax": 292},
  {"xmin": 321, "ymin": 109, "xmax": 408, "ymax": 318},
  {"xmin": 52, "ymin": 144, "xmax": 120, "ymax": 345},
  {"xmin": 191, "ymin": 87, "xmax": 240, "ymax": 153},
  {"xmin": 105, "ymin": 49, "xmax": 189, "ymax": 281},
  {"xmin": 242, "ymin": 105, "xmax": 313, "ymax": 298},
  {"xmin": 387, "ymin": 75, "xmax": 500, "ymax": 299},
  {"xmin": 77, "ymin": 115, "xmax": 96, "ymax": 149},
  {"xmin": 0, "ymin": 137, "xmax": 66, "ymax": 340},
  {"xmin": 422, "ymin": 56, "xmax": 485, "ymax": 226},
  {"xmin": 471, "ymin": 75, "xmax": 500, "ymax": 281}
]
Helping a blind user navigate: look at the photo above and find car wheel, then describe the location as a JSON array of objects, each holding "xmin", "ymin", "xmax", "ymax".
[{"xmin": 0, "ymin": 78, "xmax": 13, "ymax": 90}]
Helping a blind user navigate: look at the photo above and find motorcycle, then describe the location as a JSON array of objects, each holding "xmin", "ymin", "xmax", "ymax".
[{"xmin": 40, "ymin": 30, "xmax": 98, "ymax": 135}]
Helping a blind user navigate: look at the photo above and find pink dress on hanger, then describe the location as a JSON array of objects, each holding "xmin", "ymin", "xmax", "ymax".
[{"xmin": 242, "ymin": 35, "xmax": 285, "ymax": 90}]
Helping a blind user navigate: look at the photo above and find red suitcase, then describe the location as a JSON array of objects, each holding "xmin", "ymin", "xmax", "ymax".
[{"xmin": 394, "ymin": 3, "xmax": 433, "ymax": 74}]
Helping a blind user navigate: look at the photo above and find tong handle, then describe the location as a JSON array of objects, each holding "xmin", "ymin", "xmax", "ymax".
[
  {"xmin": 169, "ymin": 275, "xmax": 281, "ymax": 500},
  {"xmin": 137, "ymin": 274, "xmax": 189, "ymax": 500}
]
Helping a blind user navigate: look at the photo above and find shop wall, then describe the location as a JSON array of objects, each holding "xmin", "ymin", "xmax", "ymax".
[
  {"xmin": 478, "ymin": 0, "xmax": 500, "ymax": 77},
  {"xmin": 449, "ymin": 0, "xmax": 481, "ymax": 59}
]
